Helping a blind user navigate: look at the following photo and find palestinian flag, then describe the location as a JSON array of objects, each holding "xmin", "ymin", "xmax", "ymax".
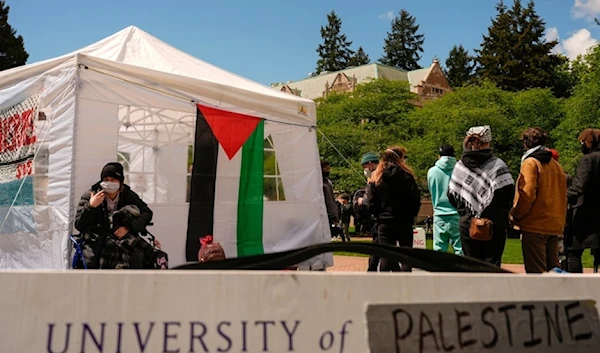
[{"xmin": 186, "ymin": 104, "xmax": 265, "ymax": 261}]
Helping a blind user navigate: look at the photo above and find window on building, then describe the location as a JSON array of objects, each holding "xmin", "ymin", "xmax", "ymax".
[{"xmin": 263, "ymin": 135, "xmax": 286, "ymax": 201}]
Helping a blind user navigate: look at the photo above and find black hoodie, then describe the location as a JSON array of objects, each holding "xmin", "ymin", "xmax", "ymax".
[
  {"xmin": 524, "ymin": 147, "xmax": 553, "ymax": 164},
  {"xmin": 365, "ymin": 164, "xmax": 421, "ymax": 226}
]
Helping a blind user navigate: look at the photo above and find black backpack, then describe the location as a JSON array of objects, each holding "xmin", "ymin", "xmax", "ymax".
[{"xmin": 139, "ymin": 228, "xmax": 169, "ymax": 269}]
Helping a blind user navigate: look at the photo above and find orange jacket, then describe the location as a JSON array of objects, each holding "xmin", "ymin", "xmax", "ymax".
[{"xmin": 512, "ymin": 150, "xmax": 567, "ymax": 236}]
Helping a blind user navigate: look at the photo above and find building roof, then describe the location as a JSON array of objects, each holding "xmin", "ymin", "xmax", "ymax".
[
  {"xmin": 271, "ymin": 64, "xmax": 380, "ymax": 100},
  {"xmin": 271, "ymin": 63, "xmax": 434, "ymax": 100},
  {"xmin": 407, "ymin": 67, "xmax": 431, "ymax": 88}
]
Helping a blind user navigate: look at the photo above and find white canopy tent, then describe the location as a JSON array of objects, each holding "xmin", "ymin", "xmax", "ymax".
[{"xmin": 0, "ymin": 26, "xmax": 332, "ymax": 269}]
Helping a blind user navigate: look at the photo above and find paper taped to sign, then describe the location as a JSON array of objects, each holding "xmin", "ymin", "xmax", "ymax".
[
  {"xmin": 413, "ymin": 227, "xmax": 426, "ymax": 249},
  {"xmin": 412, "ymin": 228, "xmax": 426, "ymax": 272},
  {"xmin": 366, "ymin": 300, "xmax": 600, "ymax": 353}
]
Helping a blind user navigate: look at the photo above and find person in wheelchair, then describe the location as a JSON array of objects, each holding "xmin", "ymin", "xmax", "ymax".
[{"xmin": 73, "ymin": 162, "xmax": 155, "ymax": 269}]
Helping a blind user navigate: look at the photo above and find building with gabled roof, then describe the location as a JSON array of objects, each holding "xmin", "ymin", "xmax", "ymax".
[{"xmin": 272, "ymin": 59, "xmax": 451, "ymax": 107}]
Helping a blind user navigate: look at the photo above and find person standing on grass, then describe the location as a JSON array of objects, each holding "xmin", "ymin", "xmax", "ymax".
[
  {"xmin": 353, "ymin": 152, "xmax": 381, "ymax": 271},
  {"xmin": 510, "ymin": 128, "xmax": 567, "ymax": 273},
  {"xmin": 365, "ymin": 146, "xmax": 421, "ymax": 272},
  {"xmin": 353, "ymin": 152, "xmax": 379, "ymax": 236},
  {"xmin": 337, "ymin": 194, "xmax": 352, "ymax": 242},
  {"xmin": 566, "ymin": 128, "xmax": 600, "ymax": 273},
  {"xmin": 448, "ymin": 126, "xmax": 514, "ymax": 267},
  {"xmin": 321, "ymin": 160, "xmax": 339, "ymax": 237},
  {"xmin": 427, "ymin": 144, "xmax": 462, "ymax": 256}
]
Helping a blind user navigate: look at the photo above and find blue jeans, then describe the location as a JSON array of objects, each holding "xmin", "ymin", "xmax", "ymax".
[{"xmin": 433, "ymin": 215, "xmax": 462, "ymax": 256}]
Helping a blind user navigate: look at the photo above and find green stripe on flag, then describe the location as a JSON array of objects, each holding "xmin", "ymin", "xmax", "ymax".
[{"xmin": 237, "ymin": 120, "xmax": 264, "ymax": 257}]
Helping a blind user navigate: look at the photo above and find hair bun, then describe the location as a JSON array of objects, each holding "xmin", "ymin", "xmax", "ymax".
[{"xmin": 200, "ymin": 235, "xmax": 214, "ymax": 246}]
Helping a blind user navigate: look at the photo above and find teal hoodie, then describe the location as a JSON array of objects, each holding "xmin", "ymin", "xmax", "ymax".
[{"xmin": 427, "ymin": 156, "xmax": 458, "ymax": 216}]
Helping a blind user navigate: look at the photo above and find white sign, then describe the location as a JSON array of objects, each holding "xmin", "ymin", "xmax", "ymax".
[
  {"xmin": 366, "ymin": 301, "xmax": 600, "ymax": 353},
  {"xmin": 1, "ymin": 272, "xmax": 600, "ymax": 352},
  {"xmin": 413, "ymin": 227, "xmax": 426, "ymax": 249},
  {"xmin": 412, "ymin": 227, "xmax": 426, "ymax": 272}
]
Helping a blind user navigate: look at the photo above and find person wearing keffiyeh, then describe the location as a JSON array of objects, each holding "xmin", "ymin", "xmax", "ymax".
[{"xmin": 447, "ymin": 126, "xmax": 515, "ymax": 266}]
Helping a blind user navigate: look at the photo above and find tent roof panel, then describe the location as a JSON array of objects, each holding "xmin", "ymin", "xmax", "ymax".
[{"xmin": 0, "ymin": 26, "xmax": 316, "ymax": 124}]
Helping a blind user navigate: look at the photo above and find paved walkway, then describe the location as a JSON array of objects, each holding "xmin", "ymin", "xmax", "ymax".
[{"xmin": 327, "ymin": 255, "xmax": 594, "ymax": 273}]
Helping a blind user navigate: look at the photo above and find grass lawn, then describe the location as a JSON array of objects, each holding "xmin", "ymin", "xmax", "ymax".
[{"xmin": 334, "ymin": 238, "xmax": 595, "ymax": 268}]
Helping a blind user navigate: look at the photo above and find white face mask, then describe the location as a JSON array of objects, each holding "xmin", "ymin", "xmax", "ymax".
[
  {"xmin": 100, "ymin": 181, "xmax": 120, "ymax": 193},
  {"xmin": 364, "ymin": 169, "xmax": 372, "ymax": 178}
]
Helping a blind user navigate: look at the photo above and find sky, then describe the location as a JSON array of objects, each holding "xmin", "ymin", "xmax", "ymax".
[{"xmin": 7, "ymin": 0, "xmax": 600, "ymax": 86}]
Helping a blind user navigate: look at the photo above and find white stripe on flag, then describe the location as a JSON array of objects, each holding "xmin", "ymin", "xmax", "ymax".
[{"xmin": 213, "ymin": 144, "xmax": 242, "ymax": 258}]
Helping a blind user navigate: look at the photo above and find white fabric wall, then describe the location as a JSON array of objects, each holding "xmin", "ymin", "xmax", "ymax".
[
  {"xmin": 266, "ymin": 122, "xmax": 332, "ymax": 269},
  {"xmin": 0, "ymin": 63, "xmax": 77, "ymax": 269},
  {"xmin": 72, "ymin": 99, "xmax": 119, "ymax": 209}
]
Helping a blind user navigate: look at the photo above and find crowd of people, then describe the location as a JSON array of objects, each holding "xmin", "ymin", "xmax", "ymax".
[
  {"xmin": 321, "ymin": 126, "xmax": 600, "ymax": 274},
  {"xmin": 72, "ymin": 125, "xmax": 600, "ymax": 274}
]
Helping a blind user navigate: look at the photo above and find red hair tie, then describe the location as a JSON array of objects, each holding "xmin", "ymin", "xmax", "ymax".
[{"xmin": 200, "ymin": 235, "xmax": 213, "ymax": 247}]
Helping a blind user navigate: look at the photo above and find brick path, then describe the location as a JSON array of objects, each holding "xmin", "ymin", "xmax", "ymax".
[{"xmin": 327, "ymin": 255, "xmax": 594, "ymax": 274}]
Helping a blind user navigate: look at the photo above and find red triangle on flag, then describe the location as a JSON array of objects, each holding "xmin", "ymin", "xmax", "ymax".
[{"xmin": 197, "ymin": 104, "xmax": 262, "ymax": 160}]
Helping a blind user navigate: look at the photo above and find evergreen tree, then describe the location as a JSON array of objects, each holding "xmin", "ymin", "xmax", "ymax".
[
  {"xmin": 316, "ymin": 10, "xmax": 355, "ymax": 74},
  {"xmin": 475, "ymin": 0, "xmax": 564, "ymax": 93},
  {"xmin": 0, "ymin": 0, "xmax": 28, "ymax": 71},
  {"xmin": 475, "ymin": 1, "xmax": 518, "ymax": 88},
  {"xmin": 349, "ymin": 46, "xmax": 370, "ymax": 67},
  {"xmin": 444, "ymin": 45, "xmax": 474, "ymax": 87},
  {"xmin": 379, "ymin": 9, "xmax": 424, "ymax": 71}
]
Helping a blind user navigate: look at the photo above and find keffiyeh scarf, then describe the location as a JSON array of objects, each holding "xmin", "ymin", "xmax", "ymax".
[
  {"xmin": 448, "ymin": 156, "xmax": 514, "ymax": 217},
  {"xmin": 466, "ymin": 125, "xmax": 492, "ymax": 143}
]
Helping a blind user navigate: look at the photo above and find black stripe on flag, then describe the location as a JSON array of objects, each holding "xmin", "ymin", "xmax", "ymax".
[{"xmin": 185, "ymin": 108, "xmax": 219, "ymax": 261}]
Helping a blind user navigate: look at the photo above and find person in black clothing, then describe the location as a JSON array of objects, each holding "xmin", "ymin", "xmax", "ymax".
[
  {"xmin": 424, "ymin": 215, "xmax": 433, "ymax": 236},
  {"xmin": 321, "ymin": 160, "xmax": 339, "ymax": 234},
  {"xmin": 355, "ymin": 152, "xmax": 380, "ymax": 271},
  {"xmin": 447, "ymin": 126, "xmax": 514, "ymax": 267},
  {"xmin": 566, "ymin": 128, "xmax": 600, "ymax": 273},
  {"xmin": 337, "ymin": 195, "xmax": 352, "ymax": 242},
  {"xmin": 365, "ymin": 146, "xmax": 421, "ymax": 272},
  {"xmin": 354, "ymin": 152, "xmax": 379, "ymax": 235},
  {"xmin": 73, "ymin": 162, "xmax": 154, "ymax": 269}
]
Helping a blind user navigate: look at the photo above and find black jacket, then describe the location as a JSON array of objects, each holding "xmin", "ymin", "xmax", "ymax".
[
  {"xmin": 567, "ymin": 148, "xmax": 600, "ymax": 247},
  {"xmin": 365, "ymin": 165, "xmax": 421, "ymax": 226},
  {"xmin": 323, "ymin": 178, "xmax": 339, "ymax": 223},
  {"xmin": 448, "ymin": 150, "xmax": 514, "ymax": 237},
  {"xmin": 75, "ymin": 182, "xmax": 153, "ymax": 238}
]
